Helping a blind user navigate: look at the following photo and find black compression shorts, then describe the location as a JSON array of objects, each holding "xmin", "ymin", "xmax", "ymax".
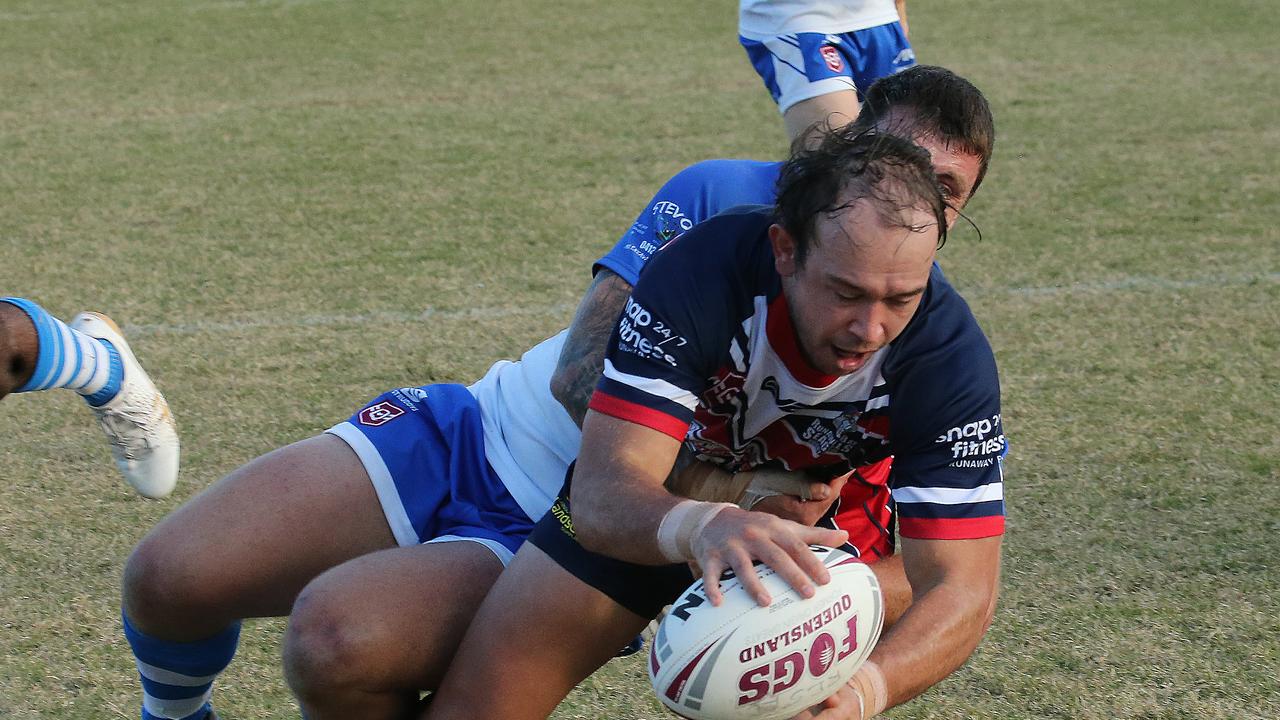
[{"xmin": 527, "ymin": 465, "xmax": 695, "ymax": 620}]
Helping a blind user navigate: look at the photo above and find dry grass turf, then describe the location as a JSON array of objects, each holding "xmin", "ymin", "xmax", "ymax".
[{"xmin": 0, "ymin": 0, "xmax": 1277, "ymax": 718}]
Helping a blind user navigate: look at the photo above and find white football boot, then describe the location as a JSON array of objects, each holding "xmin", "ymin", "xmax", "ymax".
[{"xmin": 70, "ymin": 312, "xmax": 179, "ymax": 499}]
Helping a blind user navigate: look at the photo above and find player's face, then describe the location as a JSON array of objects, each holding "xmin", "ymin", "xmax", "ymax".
[
  {"xmin": 911, "ymin": 134, "xmax": 982, "ymax": 229},
  {"xmin": 770, "ymin": 197, "xmax": 938, "ymax": 376}
]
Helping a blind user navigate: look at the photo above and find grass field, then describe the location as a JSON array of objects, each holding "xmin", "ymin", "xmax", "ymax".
[{"xmin": 1, "ymin": 0, "xmax": 1277, "ymax": 718}]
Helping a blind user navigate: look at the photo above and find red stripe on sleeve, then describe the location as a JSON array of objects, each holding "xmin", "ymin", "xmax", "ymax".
[
  {"xmin": 588, "ymin": 391, "xmax": 689, "ymax": 441},
  {"xmin": 898, "ymin": 515, "xmax": 1005, "ymax": 540}
]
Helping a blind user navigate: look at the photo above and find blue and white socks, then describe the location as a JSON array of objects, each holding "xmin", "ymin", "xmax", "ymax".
[
  {"xmin": 0, "ymin": 297, "xmax": 123, "ymax": 405},
  {"xmin": 123, "ymin": 613, "xmax": 240, "ymax": 720}
]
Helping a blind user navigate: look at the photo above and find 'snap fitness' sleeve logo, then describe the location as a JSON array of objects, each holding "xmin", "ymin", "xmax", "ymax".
[
  {"xmin": 935, "ymin": 413, "xmax": 1005, "ymax": 467},
  {"xmin": 617, "ymin": 297, "xmax": 686, "ymax": 367}
]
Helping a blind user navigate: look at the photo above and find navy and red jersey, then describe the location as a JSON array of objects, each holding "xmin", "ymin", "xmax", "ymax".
[{"xmin": 588, "ymin": 206, "xmax": 1005, "ymax": 541}]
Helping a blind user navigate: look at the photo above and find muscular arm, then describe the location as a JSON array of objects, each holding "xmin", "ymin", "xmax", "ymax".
[
  {"xmin": 570, "ymin": 410, "xmax": 685, "ymax": 562},
  {"xmin": 550, "ymin": 269, "xmax": 633, "ymax": 428},
  {"xmin": 895, "ymin": 0, "xmax": 909, "ymax": 37},
  {"xmin": 841, "ymin": 535, "xmax": 1002, "ymax": 717}
]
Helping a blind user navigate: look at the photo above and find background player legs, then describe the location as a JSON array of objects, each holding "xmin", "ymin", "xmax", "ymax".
[
  {"xmin": 0, "ymin": 300, "xmax": 38, "ymax": 398},
  {"xmin": 0, "ymin": 297, "xmax": 180, "ymax": 497},
  {"xmin": 421, "ymin": 543, "xmax": 650, "ymax": 720},
  {"xmin": 283, "ymin": 541, "xmax": 505, "ymax": 720},
  {"xmin": 783, "ymin": 90, "xmax": 863, "ymax": 149},
  {"xmin": 122, "ymin": 434, "xmax": 396, "ymax": 719}
]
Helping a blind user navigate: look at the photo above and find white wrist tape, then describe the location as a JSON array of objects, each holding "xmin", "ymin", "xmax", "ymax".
[
  {"xmin": 656, "ymin": 500, "xmax": 734, "ymax": 562},
  {"xmin": 846, "ymin": 660, "xmax": 888, "ymax": 719},
  {"xmin": 665, "ymin": 461, "xmax": 749, "ymax": 502},
  {"xmin": 736, "ymin": 468, "xmax": 820, "ymax": 509},
  {"xmin": 748, "ymin": 468, "xmax": 818, "ymax": 499}
]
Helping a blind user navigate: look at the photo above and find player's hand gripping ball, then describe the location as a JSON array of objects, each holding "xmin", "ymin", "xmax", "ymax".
[{"xmin": 649, "ymin": 546, "xmax": 884, "ymax": 720}]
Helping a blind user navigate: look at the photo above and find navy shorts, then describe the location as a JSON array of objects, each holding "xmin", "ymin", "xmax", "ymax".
[
  {"xmin": 327, "ymin": 384, "xmax": 534, "ymax": 565},
  {"xmin": 528, "ymin": 464, "xmax": 696, "ymax": 620},
  {"xmin": 740, "ymin": 23, "xmax": 916, "ymax": 113}
]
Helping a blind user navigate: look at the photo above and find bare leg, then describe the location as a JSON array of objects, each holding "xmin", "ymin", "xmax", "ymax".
[
  {"xmin": 284, "ymin": 541, "xmax": 505, "ymax": 720},
  {"xmin": 122, "ymin": 434, "xmax": 396, "ymax": 639},
  {"xmin": 0, "ymin": 301, "xmax": 37, "ymax": 398},
  {"xmin": 783, "ymin": 90, "xmax": 863, "ymax": 148},
  {"xmin": 423, "ymin": 543, "xmax": 649, "ymax": 720}
]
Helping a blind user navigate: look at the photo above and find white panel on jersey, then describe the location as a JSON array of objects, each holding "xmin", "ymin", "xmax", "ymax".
[
  {"xmin": 892, "ymin": 482, "xmax": 1005, "ymax": 506},
  {"xmin": 468, "ymin": 331, "xmax": 581, "ymax": 522},
  {"xmin": 602, "ymin": 359, "xmax": 700, "ymax": 411}
]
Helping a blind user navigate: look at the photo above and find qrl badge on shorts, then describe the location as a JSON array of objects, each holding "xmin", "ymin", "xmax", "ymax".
[{"xmin": 358, "ymin": 400, "xmax": 405, "ymax": 427}]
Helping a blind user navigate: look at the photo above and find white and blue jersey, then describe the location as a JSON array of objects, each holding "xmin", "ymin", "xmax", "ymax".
[
  {"xmin": 598, "ymin": 160, "xmax": 784, "ymax": 285},
  {"xmin": 589, "ymin": 206, "xmax": 1006, "ymax": 541}
]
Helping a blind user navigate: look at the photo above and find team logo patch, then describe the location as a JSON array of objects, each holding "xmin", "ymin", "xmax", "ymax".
[
  {"xmin": 358, "ymin": 400, "xmax": 405, "ymax": 427},
  {"xmin": 820, "ymin": 45, "xmax": 844, "ymax": 72}
]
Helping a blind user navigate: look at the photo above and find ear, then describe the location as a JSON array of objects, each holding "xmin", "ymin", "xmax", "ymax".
[{"xmin": 769, "ymin": 224, "xmax": 798, "ymax": 277}]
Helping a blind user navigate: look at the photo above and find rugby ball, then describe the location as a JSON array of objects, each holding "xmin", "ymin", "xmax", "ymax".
[{"xmin": 649, "ymin": 546, "xmax": 883, "ymax": 720}]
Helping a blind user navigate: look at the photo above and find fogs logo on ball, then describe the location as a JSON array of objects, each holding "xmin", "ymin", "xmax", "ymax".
[
  {"xmin": 734, "ymin": 595, "xmax": 863, "ymax": 708},
  {"xmin": 649, "ymin": 547, "xmax": 884, "ymax": 720}
]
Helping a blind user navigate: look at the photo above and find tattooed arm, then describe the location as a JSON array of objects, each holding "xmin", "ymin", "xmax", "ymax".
[{"xmin": 550, "ymin": 268, "xmax": 635, "ymax": 428}]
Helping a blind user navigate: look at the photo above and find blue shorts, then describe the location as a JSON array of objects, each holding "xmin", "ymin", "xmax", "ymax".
[
  {"xmin": 326, "ymin": 384, "xmax": 534, "ymax": 565},
  {"xmin": 740, "ymin": 23, "xmax": 916, "ymax": 113}
]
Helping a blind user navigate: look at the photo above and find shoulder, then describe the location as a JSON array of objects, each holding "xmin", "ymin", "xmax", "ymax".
[
  {"xmin": 656, "ymin": 160, "xmax": 783, "ymax": 222},
  {"xmin": 630, "ymin": 207, "xmax": 780, "ymax": 343},
  {"xmin": 885, "ymin": 265, "xmax": 997, "ymax": 380},
  {"xmin": 882, "ymin": 265, "xmax": 1001, "ymax": 444},
  {"xmin": 643, "ymin": 205, "xmax": 777, "ymax": 281}
]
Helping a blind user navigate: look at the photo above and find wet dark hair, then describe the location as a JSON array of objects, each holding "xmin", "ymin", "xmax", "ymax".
[
  {"xmin": 774, "ymin": 126, "xmax": 947, "ymax": 266},
  {"xmin": 851, "ymin": 65, "xmax": 996, "ymax": 197}
]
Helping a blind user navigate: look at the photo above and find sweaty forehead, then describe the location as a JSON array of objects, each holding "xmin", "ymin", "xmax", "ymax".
[{"xmin": 817, "ymin": 197, "xmax": 939, "ymax": 260}]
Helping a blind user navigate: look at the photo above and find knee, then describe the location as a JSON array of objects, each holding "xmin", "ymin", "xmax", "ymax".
[
  {"xmin": 122, "ymin": 531, "xmax": 207, "ymax": 630},
  {"xmin": 283, "ymin": 580, "xmax": 380, "ymax": 698}
]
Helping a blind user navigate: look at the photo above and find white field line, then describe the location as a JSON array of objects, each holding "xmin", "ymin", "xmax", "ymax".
[
  {"xmin": 123, "ymin": 303, "xmax": 578, "ymax": 337},
  {"xmin": 962, "ymin": 271, "xmax": 1280, "ymax": 299},
  {"xmin": 121, "ymin": 271, "xmax": 1279, "ymax": 337},
  {"xmin": 0, "ymin": 0, "xmax": 335, "ymax": 22}
]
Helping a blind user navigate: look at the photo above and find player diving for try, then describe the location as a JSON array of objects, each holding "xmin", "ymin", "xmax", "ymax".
[
  {"xmin": 423, "ymin": 126, "xmax": 1005, "ymax": 720},
  {"xmin": 118, "ymin": 66, "xmax": 994, "ymax": 720}
]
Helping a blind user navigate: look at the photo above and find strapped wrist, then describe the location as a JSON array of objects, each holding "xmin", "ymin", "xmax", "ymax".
[
  {"xmin": 656, "ymin": 499, "xmax": 734, "ymax": 562},
  {"xmin": 736, "ymin": 467, "xmax": 821, "ymax": 510},
  {"xmin": 846, "ymin": 660, "xmax": 888, "ymax": 718}
]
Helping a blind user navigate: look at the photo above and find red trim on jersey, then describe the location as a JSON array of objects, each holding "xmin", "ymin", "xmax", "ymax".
[
  {"xmin": 898, "ymin": 515, "xmax": 1005, "ymax": 540},
  {"xmin": 854, "ymin": 456, "xmax": 892, "ymax": 486},
  {"xmin": 766, "ymin": 292, "xmax": 838, "ymax": 388},
  {"xmin": 833, "ymin": 465, "xmax": 895, "ymax": 561},
  {"xmin": 588, "ymin": 391, "xmax": 690, "ymax": 441}
]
